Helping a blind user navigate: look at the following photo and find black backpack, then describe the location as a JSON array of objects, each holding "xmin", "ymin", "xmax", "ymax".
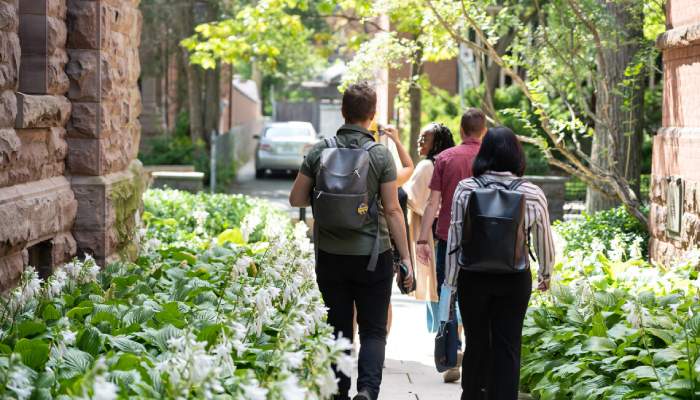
[
  {"xmin": 458, "ymin": 177, "xmax": 533, "ymax": 273},
  {"xmin": 312, "ymin": 136, "xmax": 381, "ymax": 270}
]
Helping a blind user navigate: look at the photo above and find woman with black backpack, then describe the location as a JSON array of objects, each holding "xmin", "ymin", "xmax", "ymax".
[{"xmin": 442, "ymin": 127, "xmax": 555, "ymax": 400}]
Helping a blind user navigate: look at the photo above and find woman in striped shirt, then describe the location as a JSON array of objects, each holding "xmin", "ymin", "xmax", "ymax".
[{"xmin": 443, "ymin": 127, "xmax": 555, "ymax": 400}]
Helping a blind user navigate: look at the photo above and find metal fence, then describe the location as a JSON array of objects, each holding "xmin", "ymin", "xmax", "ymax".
[
  {"xmin": 565, "ymin": 174, "xmax": 650, "ymax": 202},
  {"xmin": 210, "ymin": 119, "xmax": 264, "ymax": 192}
]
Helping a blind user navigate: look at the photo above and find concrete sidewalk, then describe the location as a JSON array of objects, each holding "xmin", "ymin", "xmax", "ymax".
[
  {"xmin": 351, "ymin": 290, "xmax": 462, "ymax": 399},
  {"xmin": 352, "ymin": 290, "xmax": 532, "ymax": 400}
]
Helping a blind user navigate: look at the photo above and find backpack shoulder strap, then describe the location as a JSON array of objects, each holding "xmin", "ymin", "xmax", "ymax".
[
  {"xmin": 361, "ymin": 141, "xmax": 381, "ymax": 152},
  {"xmin": 508, "ymin": 178, "xmax": 527, "ymax": 192},
  {"xmin": 324, "ymin": 137, "xmax": 338, "ymax": 148}
]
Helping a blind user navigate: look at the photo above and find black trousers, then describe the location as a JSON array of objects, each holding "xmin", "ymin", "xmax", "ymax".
[
  {"xmin": 457, "ymin": 269, "xmax": 532, "ymax": 400},
  {"xmin": 316, "ymin": 249, "xmax": 394, "ymax": 400}
]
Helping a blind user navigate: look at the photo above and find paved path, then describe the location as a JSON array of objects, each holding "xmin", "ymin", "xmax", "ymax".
[
  {"xmin": 372, "ymin": 290, "xmax": 462, "ymax": 400},
  {"xmin": 228, "ymin": 164, "xmax": 533, "ymax": 399}
]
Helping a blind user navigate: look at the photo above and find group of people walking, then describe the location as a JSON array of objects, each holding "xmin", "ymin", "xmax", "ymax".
[{"xmin": 289, "ymin": 82, "xmax": 555, "ymax": 400}]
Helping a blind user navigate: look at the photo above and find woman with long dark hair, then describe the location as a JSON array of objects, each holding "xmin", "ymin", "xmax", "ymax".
[
  {"xmin": 402, "ymin": 123, "xmax": 459, "ymax": 379},
  {"xmin": 443, "ymin": 127, "xmax": 555, "ymax": 399}
]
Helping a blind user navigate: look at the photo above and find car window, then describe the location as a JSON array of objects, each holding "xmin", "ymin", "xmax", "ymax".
[{"xmin": 264, "ymin": 126, "xmax": 312, "ymax": 138}]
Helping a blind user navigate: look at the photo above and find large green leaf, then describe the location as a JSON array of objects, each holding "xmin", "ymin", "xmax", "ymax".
[
  {"xmin": 652, "ymin": 347, "xmax": 684, "ymax": 365},
  {"xmin": 59, "ymin": 348, "xmax": 93, "ymax": 379},
  {"xmin": 77, "ymin": 326, "xmax": 102, "ymax": 356},
  {"xmin": 108, "ymin": 336, "xmax": 147, "ymax": 354},
  {"xmin": 14, "ymin": 338, "xmax": 50, "ymax": 370},
  {"xmin": 584, "ymin": 337, "xmax": 617, "ymax": 353},
  {"xmin": 16, "ymin": 320, "xmax": 47, "ymax": 339},
  {"xmin": 217, "ymin": 228, "xmax": 246, "ymax": 245}
]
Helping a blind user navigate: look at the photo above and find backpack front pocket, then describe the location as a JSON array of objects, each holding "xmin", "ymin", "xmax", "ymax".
[{"xmin": 312, "ymin": 190, "xmax": 370, "ymax": 229}]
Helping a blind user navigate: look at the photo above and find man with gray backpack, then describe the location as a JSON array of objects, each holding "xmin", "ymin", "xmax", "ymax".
[{"xmin": 289, "ymin": 82, "xmax": 414, "ymax": 400}]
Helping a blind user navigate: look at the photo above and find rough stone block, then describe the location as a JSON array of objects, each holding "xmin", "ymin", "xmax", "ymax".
[
  {"xmin": 16, "ymin": 93, "xmax": 71, "ymax": 129},
  {"xmin": 0, "ymin": 176, "xmax": 76, "ymax": 257},
  {"xmin": 0, "ymin": 32, "xmax": 19, "ymax": 92},
  {"xmin": 67, "ymin": 101, "xmax": 105, "ymax": 138},
  {"xmin": 47, "ymin": 50, "xmax": 70, "ymax": 94},
  {"xmin": 51, "ymin": 231, "xmax": 77, "ymax": 266},
  {"xmin": 66, "ymin": 49, "xmax": 99, "ymax": 101},
  {"xmin": 46, "ymin": 0, "xmax": 66, "ymax": 19},
  {"xmin": 0, "ymin": 1, "xmax": 18, "ymax": 32},
  {"xmin": 46, "ymin": 16, "xmax": 67, "ymax": 51},
  {"xmin": 0, "ymin": 128, "xmax": 67, "ymax": 187},
  {"xmin": 66, "ymin": 0, "xmax": 100, "ymax": 50},
  {"xmin": 0, "ymin": 251, "xmax": 26, "ymax": 292},
  {"xmin": 681, "ymin": 212, "xmax": 700, "ymax": 247},
  {"xmin": 0, "ymin": 89, "xmax": 16, "ymax": 128},
  {"xmin": 67, "ymin": 125, "xmax": 138, "ymax": 176},
  {"xmin": 71, "ymin": 160, "xmax": 145, "ymax": 265},
  {"xmin": 0, "ymin": 128, "xmax": 19, "ymax": 164}
]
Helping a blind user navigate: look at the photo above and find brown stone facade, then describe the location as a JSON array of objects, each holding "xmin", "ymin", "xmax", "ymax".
[
  {"xmin": 0, "ymin": 0, "xmax": 144, "ymax": 290},
  {"xmin": 650, "ymin": 0, "xmax": 700, "ymax": 264}
]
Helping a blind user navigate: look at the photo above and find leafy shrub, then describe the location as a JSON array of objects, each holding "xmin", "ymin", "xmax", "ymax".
[
  {"xmin": 0, "ymin": 190, "xmax": 348, "ymax": 399},
  {"xmin": 554, "ymin": 206, "xmax": 650, "ymax": 259},
  {"xmin": 521, "ymin": 246, "xmax": 700, "ymax": 399}
]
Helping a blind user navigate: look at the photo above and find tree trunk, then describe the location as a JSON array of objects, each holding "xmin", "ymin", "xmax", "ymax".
[
  {"xmin": 586, "ymin": 0, "xmax": 644, "ymax": 213},
  {"xmin": 408, "ymin": 46, "xmax": 424, "ymax": 163},
  {"xmin": 184, "ymin": 54, "xmax": 204, "ymax": 144},
  {"xmin": 203, "ymin": 64, "xmax": 220, "ymax": 140}
]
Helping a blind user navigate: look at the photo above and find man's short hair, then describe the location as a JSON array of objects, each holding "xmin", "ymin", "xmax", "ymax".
[
  {"xmin": 460, "ymin": 108, "xmax": 486, "ymax": 136},
  {"xmin": 342, "ymin": 82, "xmax": 377, "ymax": 124}
]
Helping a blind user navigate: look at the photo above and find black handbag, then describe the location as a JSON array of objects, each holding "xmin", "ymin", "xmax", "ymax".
[{"xmin": 434, "ymin": 319, "xmax": 459, "ymax": 372}]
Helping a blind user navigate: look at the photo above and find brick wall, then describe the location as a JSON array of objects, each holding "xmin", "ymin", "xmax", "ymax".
[{"xmin": 650, "ymin": 0, "xmax": 700, "ymax": 264}]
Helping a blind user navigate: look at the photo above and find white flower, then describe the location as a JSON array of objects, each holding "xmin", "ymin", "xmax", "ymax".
[
  {"xmin": 282, "ymin": 351, "xmax": 305, "ymax": 369},
  {"xmin": 591, "ymin": 238, "xmax": 605, "ymax": 255},
  {"xmin": 7, "ymin": 364, "xmax": 35, "ymax": 400},
  {"xmin": 48, "ymin": 270, "xmax": 68, "ymax": 298},
  {"xmin": 336, "ymin": 353, "xmax": 354, "ymax": 378},
  {"xmin": 280, "ymin": 375, "xmax": 307, "ymax": 400},
  {"xmin": 61, "ymin": 329, "xmax": 76, "ymax": 346},
  {"xmin": 241, "ymin": 382, "xmax": 268, "ymax": 400},
  {"xmin": 316, "ymin": 367, "xmax": 339, "ymax": 398},
  {"xmin": 93, "ymin": 375, "xmax": 118, "ymax": 400},
  {"xmin": 20, "ymin": 267, "xmax": 41, "ymax": 304}
]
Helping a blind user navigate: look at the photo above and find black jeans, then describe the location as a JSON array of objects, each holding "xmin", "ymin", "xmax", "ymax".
[
  {"xmin": 316, "ymin": 249, "xmax": 394, "ymax": 400},
  {"xmin": 457, "ymin": 269, "xmax": 532, "ymax": 400},
  {"xmin": 435, "ymin": 239, "xmax": 448, "ymax": 293}
]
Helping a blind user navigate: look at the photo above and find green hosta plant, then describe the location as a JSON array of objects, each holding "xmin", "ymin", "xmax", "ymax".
[
  {"xmin": 0, "ymin": 190, "xmax": 349, "ymax": 399},
  {"xmin": 521, "ymin": 244, "xmax": 700, "ymax": 399}
]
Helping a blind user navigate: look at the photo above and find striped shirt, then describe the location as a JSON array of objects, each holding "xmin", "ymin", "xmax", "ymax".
[{"xmin": 443, "ymin": 171, "xmax": 556, "ymax": 291}]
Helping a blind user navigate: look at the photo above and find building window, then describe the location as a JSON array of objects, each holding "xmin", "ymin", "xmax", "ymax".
[
  {"xmin": 18, "ymin": 1, "xmax": 48, "ymax": 94},
  {"xmin": 28, "ymin": 240, "xmax": 53, "ymax": 280}
]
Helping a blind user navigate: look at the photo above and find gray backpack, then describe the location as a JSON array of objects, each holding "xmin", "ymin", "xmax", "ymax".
[{"xmin": 312, "ymin": 136, "xmax": 381, "ymax": 270}]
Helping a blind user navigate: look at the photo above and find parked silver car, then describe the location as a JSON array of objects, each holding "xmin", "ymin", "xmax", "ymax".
[{"xmin": 254, "ymin": 122, "xmax": 320, "ymax": 178}]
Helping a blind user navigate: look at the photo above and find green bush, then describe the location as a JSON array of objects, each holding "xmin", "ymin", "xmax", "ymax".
[
  {"xmin": 521, "ymin": 246, "xmax": 700, "ymax": 399},
  {"xmin": 0, "ymin": 190, "xmax": 347, "ymax": 399},
  {"xmin": 555, "ymin": 206, "xmax": 650, "ymax": 259}
]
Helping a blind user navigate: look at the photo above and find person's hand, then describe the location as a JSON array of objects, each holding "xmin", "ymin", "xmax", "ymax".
[
  {"xmin": 401, "ymin": 259, "xmax": 414, "ymax": 290},
  {"xmin": 538, "ymin": 278, "xmax": 550, "ymax": 292},
  {"xmin": 382, "ymin": 125, "xmax": 400, "ymax": 143},
  {"xmin": 416, "ymin": 242, "xmax": 432, "ymax": 264}
]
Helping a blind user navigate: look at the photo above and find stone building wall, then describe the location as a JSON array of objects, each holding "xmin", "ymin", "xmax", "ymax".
[
  {"xmin": 66, "ymin": 0, "xmax": 144, "ymax": 265},
  {"xmin": 0, "ymin": 0, "xmax": 77, "ymax": 291},
  {"xmin": 0, "ymin": 0, "xmax": 144, "ymax": 290},
  {"xmin": 649, "ymin": 0, "xmax": 700, "ymax": 264}
]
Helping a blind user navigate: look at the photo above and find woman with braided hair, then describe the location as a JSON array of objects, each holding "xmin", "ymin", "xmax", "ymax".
[{"xmin": 402, "ymin": 123, "xmax": 455, "ymax": 331}]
